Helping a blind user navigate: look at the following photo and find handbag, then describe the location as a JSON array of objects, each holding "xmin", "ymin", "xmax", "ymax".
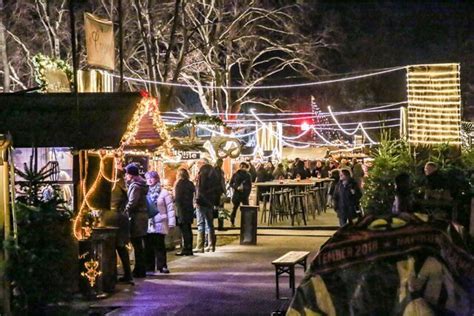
[{"xmin": 146, "ymin": 196, "xmax": 159, "ymax": 218}]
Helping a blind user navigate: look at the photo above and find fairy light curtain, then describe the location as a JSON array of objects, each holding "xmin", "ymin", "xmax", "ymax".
[
  {"xmin": 406, "ymin": 63, "xmax": 461, "ymax": 145},
  {"xmin": 255, "ymin": 122, "xmax": 282, "ymax": 159}
]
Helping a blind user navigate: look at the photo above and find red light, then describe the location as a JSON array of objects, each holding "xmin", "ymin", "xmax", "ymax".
[{"xmin": 301, "ymin": 122, "xmax": 310, "ymax": 131}]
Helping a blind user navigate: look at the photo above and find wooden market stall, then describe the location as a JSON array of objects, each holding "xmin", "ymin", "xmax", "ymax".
[{"xmin": 0, "ymin": 92, "xmax": 172, "ymax": 297}]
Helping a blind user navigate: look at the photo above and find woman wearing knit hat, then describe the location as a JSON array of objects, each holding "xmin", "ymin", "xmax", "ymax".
[{"xmin": 124, "ymin": 163, "xmax": 149, "ymax": 278}]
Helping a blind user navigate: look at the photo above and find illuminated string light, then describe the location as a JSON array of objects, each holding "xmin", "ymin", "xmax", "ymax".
[
  {"xmin": 249, "ymin": 108, "xmax": 346, "ymax": 148},
  {"xmin": 110, "ymin": 66, "xmax": 406, "ymax": 90},
  {"xmin": 163, "ymin": 102, "xmax": 405, "ymax": 117},
  {"xmin": 327, "ymin": 106, "xmax": 377, "ymax": 144},
  {"xmin": 120, "ymin": 96, "xmax": 172, "ymax": 155},
  {"xmin": 406, "ymin": 63, "xmax": 461, "ymax": 145},
  {"xmin": 75, "ymin": 97, "xmax": 174, "ymax": 240}
]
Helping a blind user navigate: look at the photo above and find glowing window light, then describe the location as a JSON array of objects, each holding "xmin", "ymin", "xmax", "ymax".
[{"xmin": 406, "ymin": 63, "xmax": 461, "ymax": 145}]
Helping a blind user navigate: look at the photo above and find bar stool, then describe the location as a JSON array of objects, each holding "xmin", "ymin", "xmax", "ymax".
[
  {"xmin": 275, "ymin": 190, "xmax": 291, "ymax": 223},
  {"xmin": 309, "ymin": 187, "xmax": 321, "ymax": 218},
  {"xmin": 303, "ymin": 187, "xmax": 315, "ymax": 218},
  {"xmin": 320, "ymin": 181, "xmax": 331, "ymax": 213},
  {"xmin": 260, "ymin": 192, "xmax": 271, "ymax": 223},
  {"xmin": 280, "ymin": 189, "xmax": 292, "ymax": 221},
  {"xmin": 269, "ymin": 189, "xmax": 286, "ymax": 225},
  {"xmin": 290, "ymin": 193, "xmax": 307, "ymax": 226}
]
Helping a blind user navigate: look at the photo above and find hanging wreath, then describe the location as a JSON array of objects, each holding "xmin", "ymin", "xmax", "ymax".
[
  {"xmin": 32, "ymin": 53, "xmax": 73, "ymax": 91},
  {"xmin": 167, "ymin": 115, "xmax": 227, "ymax": 132}
]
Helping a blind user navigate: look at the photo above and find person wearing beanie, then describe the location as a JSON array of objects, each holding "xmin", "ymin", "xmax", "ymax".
[{"xmin": 124, "ymin": 163, "xmax": 148, "ymax": 278}]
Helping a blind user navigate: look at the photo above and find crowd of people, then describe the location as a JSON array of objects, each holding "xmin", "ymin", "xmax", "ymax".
[
  {"xmin": 109, "ymin": 156, "xmax": 370, "ymax": 285},
  {"xmin": 108, "ymin": 153, "xmax": 461, "ymax": 285},
  {"xmin": 109, "ymin": 158, "xmax": 227, "ymax": 285}
]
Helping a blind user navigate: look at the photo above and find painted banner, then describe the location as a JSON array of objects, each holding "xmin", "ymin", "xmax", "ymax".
[
  {"xmin": 287, "ymin": 213, "xmax": 474, "ymax": 315},
  {"xmin": 84, "ymin": 13, "xmax": 115, "ymax": 70}
]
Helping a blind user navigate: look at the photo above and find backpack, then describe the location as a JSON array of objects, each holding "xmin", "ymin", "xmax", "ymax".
[{"xmin": 146, "ymin": 195, "xmax": 159, "ymax": 218}]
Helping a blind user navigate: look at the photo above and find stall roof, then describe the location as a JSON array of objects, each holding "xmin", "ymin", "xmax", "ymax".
[{"xmin": 0, "ymin": 92, "xmax": 142, "ymax": 149}]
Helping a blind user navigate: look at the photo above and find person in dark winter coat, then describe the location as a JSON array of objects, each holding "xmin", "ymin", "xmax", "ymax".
[
  {"xmin": 292, "ymin": 159, "xmax": 309, "ymax": 179},
  {"xmin": 214, "ymin": 158, "xmax": 226, "ymax": 203},
  {"xmin": 124, "ymin": 163, "xmax": 149, "ymax": 278},
  {"xmin": 392, "ymin": 172, "xmax": 413, "ymax": 214},
  {"xmin": 103, "ymin": 162, "xmax": 133, "ymax": 284},
  {"xmin": 229, "ymin": 162, "xmax": 252, "ymax": 226},
  {"xmin": 273, "ymin": 163, "xmax": 287, "ymax": 180},
  {"xmin": 333, "ymin": 169, "xmax": 362, "ymax": 226},
  {"xmin": 174, "ymin": 168, "xmax": 195, "ymax": 256},
  {"xmin": 194, "ymin": 162, "xmax": 220, "ymax": 253},
  {"xmin": 314, "ymin": 160, "xmax": 329, "ymax": 178},
  {"xmin": 246, "ymin": 158, "xmax": 257, "ymax": 182},
  {"xmin": 352, "ymin": 158, "xmax": 365, "ymax": 187}
]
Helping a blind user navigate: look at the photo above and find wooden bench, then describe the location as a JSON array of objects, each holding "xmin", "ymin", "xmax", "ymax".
[{"xmin": 272, "ymin": 251, "xmax": 310, "ymax": 299}]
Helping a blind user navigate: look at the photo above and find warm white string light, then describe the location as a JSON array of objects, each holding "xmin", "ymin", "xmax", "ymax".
[
  {"xmin": 406, "ymin": 63, "xmax": 461, "ymax": 145},
  {"xmin": 110, "ymin": 66, "xmax": 406, "ymax": 90}
]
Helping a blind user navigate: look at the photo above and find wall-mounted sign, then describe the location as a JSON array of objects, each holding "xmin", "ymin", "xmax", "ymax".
[{"xmin": 174, "ymin": 151, "xmax": 201, "ymax": 160}]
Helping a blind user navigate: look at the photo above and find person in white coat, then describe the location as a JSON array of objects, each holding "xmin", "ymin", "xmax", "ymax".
[{"xmin": 145, "ymin": 171, "xmax": 176, "ymax": 274}]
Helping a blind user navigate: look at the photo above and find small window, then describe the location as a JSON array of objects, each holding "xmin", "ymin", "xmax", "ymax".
[{"xmin": 13, "ymin": 147, "xmax": 74, "ymax": 209}]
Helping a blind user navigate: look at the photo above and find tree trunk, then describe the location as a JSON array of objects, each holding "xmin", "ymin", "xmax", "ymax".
[
  {"xmin": 0, "ymin": 0, "xmax": 10, "ymax": 92},
  {"xmin": 133, "ymin": 0, "xmax": 159, "ymax": 97}
]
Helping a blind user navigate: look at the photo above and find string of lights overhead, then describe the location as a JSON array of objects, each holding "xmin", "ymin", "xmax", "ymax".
[
  {"xmin": 162, "ymin": 101, "xmax": 405, "ymax": 117},
  {"xmin": 110, "ymin": 66, "xmax": 406, "ymax": 90}
]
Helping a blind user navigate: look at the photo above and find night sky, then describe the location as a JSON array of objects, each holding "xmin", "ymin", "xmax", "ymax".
[{"xmin": 310, "ymin": 1, "xmax": 473, "ymax": 115}]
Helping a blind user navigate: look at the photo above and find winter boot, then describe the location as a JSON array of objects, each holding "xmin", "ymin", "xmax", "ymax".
[
  {"xmin": 206, "ymin": 231, "xmax": 216, "ymax": 252},
  {"xmin": 193, "ymin": 232, "xmax": 205, "ymax": 253},
  {"xmin": 211, "ymin": 232, "xmax": 216, "ymax": 252}
]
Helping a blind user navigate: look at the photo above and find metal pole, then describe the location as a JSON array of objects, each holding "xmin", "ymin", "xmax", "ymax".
[
  {"xmin": 118, "ymin": 0, "xmax": 124, "ymax": 92},
  {"xmin": 68, "ymin": 0, "xmax": 78, "ymax": 95}
]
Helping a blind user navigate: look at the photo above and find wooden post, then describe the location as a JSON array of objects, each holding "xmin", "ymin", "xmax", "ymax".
[{"xmin": 0, "ymin": 135, "xmax": 12, "ymax": 315}]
